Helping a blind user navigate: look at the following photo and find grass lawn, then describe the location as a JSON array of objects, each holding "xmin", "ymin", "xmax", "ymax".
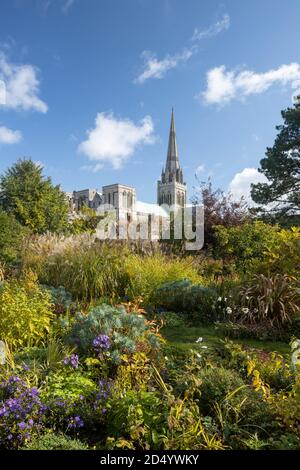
[{"xmin": 162, "ymin": 324, "xmax": 290, "ymax": 356}]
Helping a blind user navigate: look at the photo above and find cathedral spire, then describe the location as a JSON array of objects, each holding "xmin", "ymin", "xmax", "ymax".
[
  {"xmin": 157, "ymin": 109, "xmax": 186, "ymax": 207},
  {"xmin": 166, "ymin": 108, "xmax": 179, "ymax": 173}
]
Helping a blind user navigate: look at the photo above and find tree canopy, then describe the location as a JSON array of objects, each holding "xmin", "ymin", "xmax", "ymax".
[
  {"xmin": 251, "ymin": 97, "xmax": 300, "ymax": 218},
  {"xmin": 0, "ymin": 159, "xmax": 69, "ymax": 233},
  {"xmin": 192, "ymin": 178, "xmax": 247, "ymax": 248},
  {"xmin": 0, "ymin": 210, "xmax": 29, "ymax": 266}
]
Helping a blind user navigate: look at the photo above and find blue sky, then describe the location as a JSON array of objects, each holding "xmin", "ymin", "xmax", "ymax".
[{"xmin": 0, "ymin": 0, "xmax": 300, "ymax": 203}]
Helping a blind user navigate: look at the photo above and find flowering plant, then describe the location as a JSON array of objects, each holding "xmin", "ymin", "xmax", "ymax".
[
  {"xmin": 0, "ymin": 375, "xmax": 46, "ymax": 449},
  {"xmin": 66, "ymin": 304, "xmax": 153, "ymax": 364},
  {"xmin": 92, "ymin": 335, "xmax": 111, "ymax": 359},
  {"xmin": 63, "ymin": 354, "xmax": 79, "ymax": 369}
]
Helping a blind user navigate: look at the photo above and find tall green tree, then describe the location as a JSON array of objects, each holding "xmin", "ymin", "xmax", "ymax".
[
  {"xmin": 251, "ymin": 97, "xmax": 300, "ymax": 218},
  {"xmin": 0, "ymin": 159, "xmax": 69, "ymax": 233},
  {"xmin": 0, "ymin": 210, "xmax": 29, "ymax": 266}
]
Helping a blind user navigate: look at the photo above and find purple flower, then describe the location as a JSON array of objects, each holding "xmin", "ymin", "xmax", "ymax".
[
  {"xmin": 92, "ymin": 334, "xmax": 111, "ymax": 356},
  {"xmin": 0, "ymin": 375, "xmax": 44, "ymax": 449},
  {"xmin": 68, "ymin": 415, "xmax": 84, "ymax": 428},
  {"xmin": 63, "ymin": 354, "xmax": 79, "ymax": 369},
  {"xmin": 93, "ymin": 378, "xmax": 112, "ymax": 410}
]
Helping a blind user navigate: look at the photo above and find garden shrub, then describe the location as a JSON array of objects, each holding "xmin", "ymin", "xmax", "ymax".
[
  {"xmin": 213, "ymin": 220, "xmax": 280, "ymax": 273},
  {"xmin": 239, "ymin": 274, "xmax": 300, "ymax": 328},
  {"xmin": 196, "ymin": 366, "xmax": 278, "ymax": 448},
  {"xmin": 112, "ymin": 352, "xmax": 153, "ymax": 395},
  {"xmin": 66, "ymin": 304, "xmax": 160, "ymax": 364},
  {"xmin": 14, "ymin": 337, "xmax": 73, "ymax": 375},
  {"xmin": 0, "ymin": 210, "xmax": 29, "ymax": 268},
  {"xmin": 198, "ymin": 367, "xmax": 246, "ymax": 414},
  {"xmin": 106, "ymin": 389, "xmax": 168, "ymax": 449},
  {"xmin": 68, "ymin": 206, "xmax": 105, "ymax": 235},
  {"xmin": 124, "ymin": 253, "xmax": 202, "ymax": 305},
  {"xmin": 154, "ymin": 280, "xmax": 217, "ymax": 322},
  {"xmin": 41, "ymin": 369, "xmax": 97, "ymax": 403},
  {"xmin": 155, "ymin": 311, "xmax": 186, "ymax": 328},
  {"xmin": 215, "ymin": 274, "xmax": 300, "ymax": 340},
  {"xmin": 22, "ymin": 432, "xmax": 88, "ymax": 450},
  {"xmin": 40, "ymin": 368, "xmax": 110, "ymax": 433},
  {"xmin": 272, "ymin": 390, "xmax": 300, "ymax": 438},
  {"xmin": 255, "ymin": 226, "xmax": 300, "ymax": 278},
  {"xmin": 214, "ymin": 222, "xmax": 300, "ymax": 278},
  {"xmin": 106, "ymin": 387, "xmax": 225, "ymax": 450},
  {"xmin": 42, "ymin": 285, "xmax": 74, "ymax": 315},
  {"xmin": 252, "ymin": 353, "xmax": 294, "ymax": 392},
  {"xmin": 268, "ymin": 433, "xmax": 300, "ymax": 450},
  {"xmin": 0, "ymin": 374, "xmax": 45, "ymax": 449},
  {"xmin": 223, "ymin": 388, "xmax": 280, "ymax": 449},
  {"xmin": 289, "ymin": 318, "xmax": 300, "ymax": 340},
  {"xmin": 0, "ymin": 274, "xmax": 53, "ymax": 349}
]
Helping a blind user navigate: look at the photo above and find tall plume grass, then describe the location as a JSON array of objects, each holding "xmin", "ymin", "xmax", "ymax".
[
  {"xmin": 22, "ymin": 234, "xmax": 202, "ymax": 304},
  {"xmin": 23, "ymin": 235, "xmax": 129, "ymax": 301}
]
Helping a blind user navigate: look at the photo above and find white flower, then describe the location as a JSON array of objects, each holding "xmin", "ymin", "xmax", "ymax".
[
  {"xmin": 226, "ymin": 307, "xmax": 232, "ymax": 314},
  {"xmin": 291, "ymin": 339, "xmax": 300, "ymax": 351},
  {"xmin": 224, "ymin": 297, "xmax": 228, "ymax": 302},
  {"xmin": 164, "ymin": 356, "xmax": 169, "ymax": 361},
  {"xmin": 217, "ymin": 297, "xmax": 222, "ymax": 302},
  {"xmin": 196, "ymin": 337, "xmax": 203, "ymax": 343},
  {"xmin": 242, "ymin": 308, "xmax": 249, "ymax": 314},
  {"xmin": 201, "ymin": 346, "xmax": 208, "ymax": 349},
  {"xmin": 196, "ymin": 353, "xmax": 202, "ymax": 359}
]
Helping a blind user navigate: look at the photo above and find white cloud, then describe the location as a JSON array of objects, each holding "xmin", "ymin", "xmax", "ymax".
[
  {"xmin": 228, "ymin": 167, "xmax": 267, "ymax": 204},
  {"xmin": 39, "ymin": 0, "xmax": 75, "ymax": 15},
  {"xmin": 202, "ymin": 63, "xmax": 300, "ymax": 105},
  {"xmin": 135, "ymin": 14, "xmax": 230, "ymax": 84},
  {"xmin": 195, "ymin": 164, "xmax": 205, "ymax": 176},
  {"xmin": 78, "ymin": 112, "xmax": 156, "ymax": 169},
  {"xmin": 134, "ymin": 48, "xmax": 193, "ymax": 84},
  {"xmin": 0, "ymin": 52, "xmax": 48, "ymax": 113},
  {"xmin": 62, "ymin": 0, "xmax": 75, "ymax": 13},
  {"xmin": 80, "ymin": 163, "xmax": 104, "ymax": 173},
  {"xmin": 192, "ymin": 14, "xmax": 230, "ymax": 41},
  {"xmin": 0, "ymin": 79, "xmax": 5, "ymax": 104},
  {"xmin": 0, "ymin": 125, "xmax": 22, "ymax": 144}
]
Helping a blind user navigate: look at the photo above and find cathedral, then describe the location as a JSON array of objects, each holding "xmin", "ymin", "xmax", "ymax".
[{"xmin": 67, "ymin": 109, "xmax": 187, "ymax": 220}]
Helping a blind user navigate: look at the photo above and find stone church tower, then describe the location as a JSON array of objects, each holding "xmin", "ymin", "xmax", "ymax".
[{"xmin": 157, "ymin": 109, "xmax": 187, "ymax": 208}]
